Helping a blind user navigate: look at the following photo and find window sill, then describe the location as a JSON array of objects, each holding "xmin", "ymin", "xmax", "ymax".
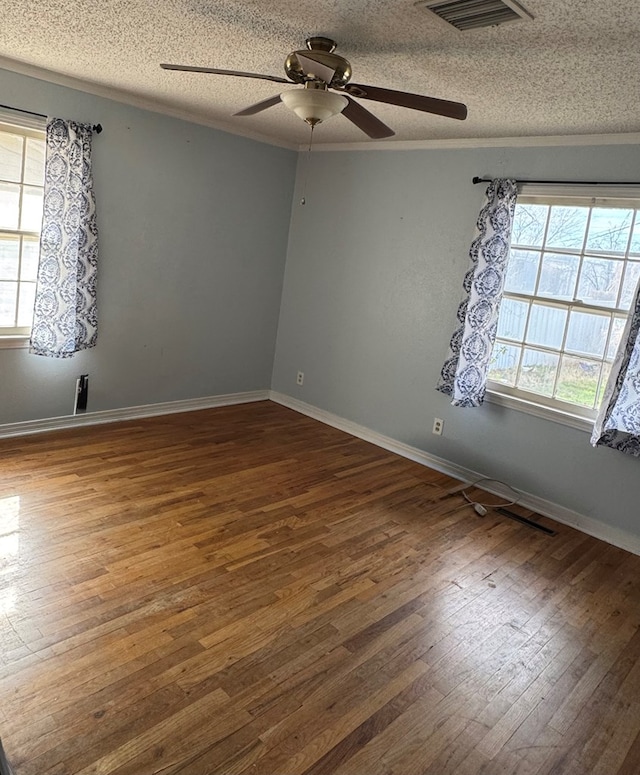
[
  {"xmin": 0, "ymin": 336, "xmax": 29, "ymax": 350},
  {"xmin": 485, "ymin": 389, "xmax": 594, "ymax": 433}
]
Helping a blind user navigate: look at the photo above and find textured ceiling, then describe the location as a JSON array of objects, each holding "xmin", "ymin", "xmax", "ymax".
[{"xmin": 1, "ymin": 0, "xmax": 639, "ymax": 147}]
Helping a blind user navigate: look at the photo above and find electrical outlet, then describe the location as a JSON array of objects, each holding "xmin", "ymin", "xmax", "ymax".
[
  {"xmin": 432, "ymin": 417, "xmax": 444, "ymax": 435},
  {"xmin": 296, "ymin": 371, "xmax": 304, "ymax": 386}
]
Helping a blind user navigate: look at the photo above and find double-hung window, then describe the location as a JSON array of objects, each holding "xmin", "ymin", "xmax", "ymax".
[
  {"xmin": 0, "ymin": 118, "xmax": 45, "ymax": 346},
  {"xmin": 488, "ymin": 186, "xmax": 640, "ymax": 427}
]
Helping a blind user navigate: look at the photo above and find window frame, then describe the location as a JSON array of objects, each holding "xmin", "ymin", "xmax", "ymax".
[
  {"xmin": 0, "ymin": 114, "xmax": 46, "ymax": 348},
  {"xmin": 487, "ymin": 183, "xmax": 640, "ymax": 431}
]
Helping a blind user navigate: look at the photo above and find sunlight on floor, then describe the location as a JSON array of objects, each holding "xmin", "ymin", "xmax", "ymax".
[{"xmin": 0, "ymin": 495, "xmax": 19, "ymax": 615}]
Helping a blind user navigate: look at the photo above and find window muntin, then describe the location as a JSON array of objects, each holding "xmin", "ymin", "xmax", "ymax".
[
  {"xmin": 0, "ymin": 120, "xmax": 45, "ymax": 338},
  {"xmin": 488, "ymin": 192, "xmax": 640, "ymax": 419}
]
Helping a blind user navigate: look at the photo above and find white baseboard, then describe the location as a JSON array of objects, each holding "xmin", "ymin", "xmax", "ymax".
[
  {"xmin": 0, "ymin": 390, "xmax": 270, "ymax": 439},
  {"xmin": 4, "ymin": 388, "xmax": 638, "ymax": 556},
  {"xmin": 270, "ymin": 391, "xmax": 640, "ymax": 557}
]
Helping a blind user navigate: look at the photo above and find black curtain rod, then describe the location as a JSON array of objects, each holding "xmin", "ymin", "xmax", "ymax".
[
  {"xmin": 0, "ymin": 103, "xmax": 102, "ymax": 134},
  {"xmin": 472, "ymin": 176, "xmax": 640, "ymax": 186}
]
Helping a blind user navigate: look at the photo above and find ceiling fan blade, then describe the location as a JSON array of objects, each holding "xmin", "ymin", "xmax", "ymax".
[
  {"xmin": 234, "ymin": 94, "xmax": 282, "ymax": 116},
  {"xmin": 295, "ymin": 53, "xmax": 336, "ymax": 85},
  {"xmin": 160, "ymin": 63, "xmax": 290, "ymax": 84},
  {"xmin": 342, "ymin": 97, "xmax": 394, "ymax": 139},
  {"xmin": 346, "ymin": 83, "xmax": 467, "ymax": 121}
]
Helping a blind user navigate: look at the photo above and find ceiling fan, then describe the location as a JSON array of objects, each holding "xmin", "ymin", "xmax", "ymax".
[{"xmin": 160, "ymin": 37, "xmax": 468, "ymax": 139}]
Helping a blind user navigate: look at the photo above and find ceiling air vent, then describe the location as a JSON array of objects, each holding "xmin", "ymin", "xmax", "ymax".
[{"xmin": 417, "ymin": 0, "xmax": 533, "ymax": 30}]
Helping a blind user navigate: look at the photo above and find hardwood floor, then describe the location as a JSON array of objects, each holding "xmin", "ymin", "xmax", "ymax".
[{"xmin": 1, "ymin": 400, "xmax": 639, "ymax": 774}]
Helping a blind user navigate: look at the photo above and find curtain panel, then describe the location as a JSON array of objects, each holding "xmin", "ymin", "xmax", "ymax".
[
  {"xmin": 437, "ymin": 179, "xmax": 518, "ymax": 407},
  {"xmin": 29, "ymin": 118, "xmax": 99, "ymax": 358},
  {"xmin": 591, "ymin": 280, "xmax": 640, "ymax": 456}
]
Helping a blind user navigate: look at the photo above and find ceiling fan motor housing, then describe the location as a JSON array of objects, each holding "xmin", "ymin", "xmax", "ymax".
[{"xmin": 284, "ymin": 38, "xmax": 352, "ymax": 88}]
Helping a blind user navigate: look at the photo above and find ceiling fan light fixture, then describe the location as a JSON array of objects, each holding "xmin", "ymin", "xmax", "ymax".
[{"xmin": 281, "ymin": 88, "xmax": 348, "ymax": 127}]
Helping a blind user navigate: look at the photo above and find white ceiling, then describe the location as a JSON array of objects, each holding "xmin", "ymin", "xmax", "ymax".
[{"xmin": 1, "ymin": 0, "xmax": 639, "ymax": 148}]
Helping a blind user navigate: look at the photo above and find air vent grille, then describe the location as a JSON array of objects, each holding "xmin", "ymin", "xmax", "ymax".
[{"xmin": 418, "ymin": 0, "xmax": 533, "ymax": 30}]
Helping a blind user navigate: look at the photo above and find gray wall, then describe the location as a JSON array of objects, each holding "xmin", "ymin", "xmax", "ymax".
[
  {"xmin": 0, "ymin": 67, "xmax": 296, "ymax": 423},
  {"xmin": 3, "ymin": 64, "xmax": 639, "ymax": 541},
  {"xmin": 272, "ymin": 143, "xmax": 640, "ymax": 538}
]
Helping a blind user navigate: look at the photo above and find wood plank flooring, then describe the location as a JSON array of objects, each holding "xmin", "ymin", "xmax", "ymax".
[{"xmin": 1, "ymin": 400, "xmax": 639, "ymax": 774}]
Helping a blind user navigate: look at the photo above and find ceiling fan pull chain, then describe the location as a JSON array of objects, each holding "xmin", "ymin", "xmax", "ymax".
[{"xmin": 300, "ymin": 124, "xmax": 314, "ymax": 206}]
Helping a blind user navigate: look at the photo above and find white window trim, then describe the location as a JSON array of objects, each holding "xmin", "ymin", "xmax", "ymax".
[
  {"xmin": 0, "ymin": 113, "xmax": 47, "ymax": 134},
  {"xmin": 486, "ymin": 384, "xmax": 594, "ymax": 432},
  {"xmin": 515, "ymin": 183, "xmax": 640, "ymax": 209},
  {"xmin": 0, "ymin": 335, "xmax": 29, "ymax": 350},
  {"xmin": 488, "ymin": 182, "xmax": 640, "ymax": 429}
]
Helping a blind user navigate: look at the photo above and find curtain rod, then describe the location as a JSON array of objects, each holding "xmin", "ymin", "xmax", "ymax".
[
  {"xmin": 0, "ymin": 103, "xmax": 102, "ymax": 134},
  {"xmin": 472, "ymin": 176, "xmax": 640, "ymax": 186}
]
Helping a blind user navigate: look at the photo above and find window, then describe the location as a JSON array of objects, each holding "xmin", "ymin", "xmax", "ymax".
[
  {"xmin": 488, "ymin": 186, "xmax": 640, "ymax": 425},
  {"xmin": 0, "ymin": 118, "xmax": 45, "ymax": 343}
]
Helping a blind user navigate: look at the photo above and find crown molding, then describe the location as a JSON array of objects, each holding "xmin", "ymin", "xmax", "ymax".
[
  {"xmin": 308, "ymin": 132, "xmax": 640, "ymax": 153},
  {"xmin": 0, "ymin": 55, "xmax": 297, "ymax": 151},
  {"xmin": 2, "ymin": 55, "xmax": 639, "ymax": 155}
]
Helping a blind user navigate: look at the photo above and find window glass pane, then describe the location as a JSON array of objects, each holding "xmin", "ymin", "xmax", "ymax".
[
  {"xmin": 0, "ymin": 126, "xmax": 43, "ymax": 336},
  {"xmin": 518, "ymin": 349, "xmax": 559, "ymax": 397},
  {"xmin": 23, "ymin": 138, "xmax": 45, "ymax": 186},
  {"xmin": 489, "ymin": 342, "xmax": 521, "ymax": 386},
  {"xmin": 0, "ymin": 133, "xmax": 24, "ymax": 183},
  {"xmin": 497, "ymin": 298, "xmax": 528, "ymax": 341},
  {"xmin": 20, "ymin": 186, "xmax": 43, "ymax": 232},
  {"xmin": 20, "ymin": 238, "xmax": 40, "ymax": 281},
  {"xmin": 565, "ymin": 310, "xmax": 609, "ymax": 358},
  {"xmin": 497, "ymin": 197, "xmax": 640, "ymax": 417},
  {"xmin": 555, "ymin": 356, "xmax": 601, "ymax": 408},
  {"xmin": 620, "ymin": 261, "xmax": 640, "ymax": 310},
  {"xmin": 576, "ymin": 257, "xmax": 623, "ymax": 307},
  {"xmin": 511, "ymin": 204, "xmax": 548, "ymax": 248},
  {"xmin": 504, "ymin": 249, "xmax": 540, "ymax": 295},
  {"xmin": 0, "ymin": 281, "xmax": 17, "ymax": 325},
  {"xmin": 0, "ymin": 183, "xmax": 20, "ymax": 229},
  {"xmin": 607, "ymin": 316, "xmax": 627, "ymax": 360},
  {"xmin": 17, "ymin": 281, "xmax": 36, "ymax": 326},
  {"xmin": 586, "ymin": 208, "xmax": 633, "ymax": 255},
  {"xmin": 525, "ymin": 303, "xmax": 567, "ymax": 350},
  {"xmin": 537, "ymin": 253, "xmax": 580, "ymax": 300},
  {"xmin": 545, "ymin": 206, "xmax": 589, "ymax": 250},
  {"xmin": 0, "ymin": 236, "xmax": 20, "ymax": 280}
]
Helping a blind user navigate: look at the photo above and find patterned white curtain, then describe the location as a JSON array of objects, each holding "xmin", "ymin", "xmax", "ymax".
[
  {"xmin": 591, "ymin": 282, "xmax": 640, "ymax": 455},
  {"xmin": 29, "ymin": 118, "xmax": 98, "ymax": 358},
  {"xmin": 437, "ymin": 179, "xmax": 518, "ymax": 407}
]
